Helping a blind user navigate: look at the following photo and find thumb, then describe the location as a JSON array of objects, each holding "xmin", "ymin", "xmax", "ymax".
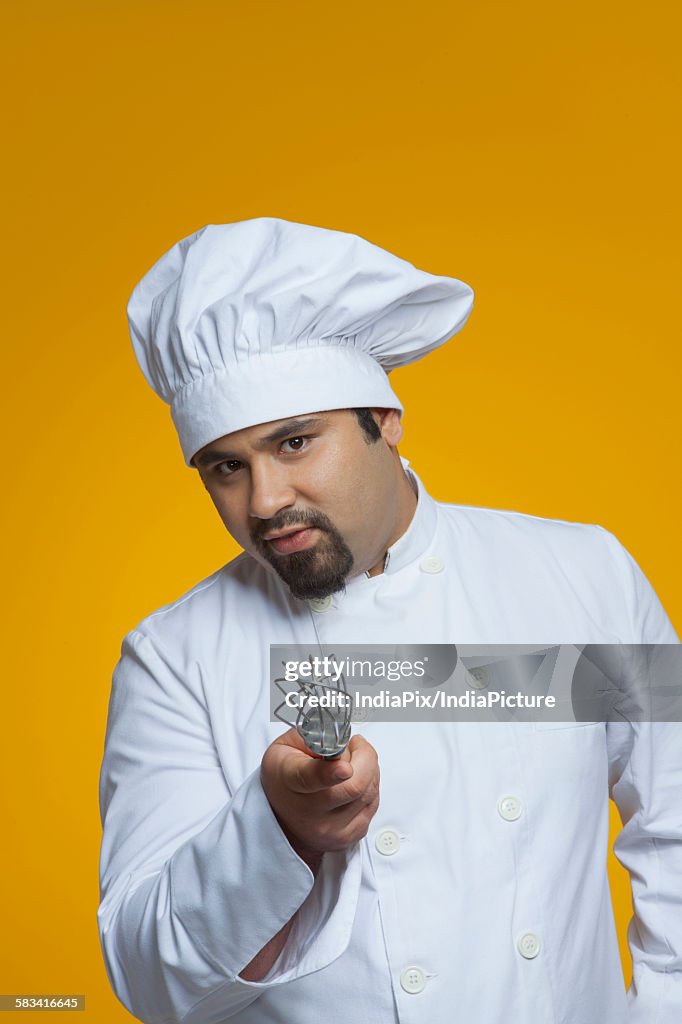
[{"xmin": 274, "ymin": 735, "xmax": 353, "ymax": 794}]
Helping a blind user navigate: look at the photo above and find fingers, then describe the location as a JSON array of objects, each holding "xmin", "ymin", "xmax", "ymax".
[
  {"xmin": 282, "ymin": 754, "xmax": 352, "ymax": 795},
  {"xmin": 325, "ymin": 735, "xmax": 379, "ymax": 809},
  {"xmin": 301, "ymin": 795, "xmax": 381, "ymax": 852},
  {"xmin": 275, "ymin": 732, "xmax": 377, "ymax": 803},
  {"xmin": 261, "ymin": 728, "xmax": 381, "ymax": 855},
  {"xmin": 270, "ymin": 732, "xmax": 353, "ymax": 795}
]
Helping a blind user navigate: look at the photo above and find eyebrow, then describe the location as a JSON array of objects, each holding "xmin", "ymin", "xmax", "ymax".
[{"xmin": 193, "ymin": 417, "xmax": 324, "ymax": 467}]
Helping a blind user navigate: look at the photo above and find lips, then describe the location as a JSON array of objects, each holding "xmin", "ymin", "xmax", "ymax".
[{"xmin": 265, "ymin": 527, "xmax": 318, "ymax": 555}]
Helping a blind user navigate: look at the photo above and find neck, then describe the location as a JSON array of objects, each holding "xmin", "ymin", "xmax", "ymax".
[{"xmin": 366, "ymin": 466, "xmax": 418, "ymax": 578}]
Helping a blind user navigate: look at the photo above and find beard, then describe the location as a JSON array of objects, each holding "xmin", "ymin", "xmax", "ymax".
[{"xmin": 250, "ymin": 508, "xmax": 354, "ymax": 601}]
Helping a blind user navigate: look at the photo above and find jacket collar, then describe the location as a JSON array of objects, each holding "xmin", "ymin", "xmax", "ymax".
[
  {"xmin": 382, "ymin": 459, "xmax": 439, "ymax": 575},
  {"xmin": 342, "ymin": 458, "xmax": 438, "ymax": 592}
]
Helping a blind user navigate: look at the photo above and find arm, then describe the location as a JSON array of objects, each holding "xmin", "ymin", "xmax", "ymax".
[
  {"xmin": 98, "ymin": 628, "xmax": 364, "ymax": 1024},
  {"xmin": 609, "ymin": 717, "xmax": 682, "ymax": 1023},
  {"xmin": 237, "ymin": 729, "xmax": 378, "ymax": 983},
  {"xmin": 241, "ymin": 729, "xmax": 380, "ymax": 982},
  {"xmin": 603, "ymin": 532, "xmax": 682, "ymax": 1023}
]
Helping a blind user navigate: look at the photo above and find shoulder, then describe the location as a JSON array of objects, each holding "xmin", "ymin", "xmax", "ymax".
[
  {"xmin": 125, "ymin": 550, "xmax": 280, "ymax": 645},
  {"xmin": 435, "ymin": 500, "xmax": 629, "ymax": 596},
  {"xmin": 436, "ymin": 499, "xmax": 614, "ymax": 556},
  {"xmin": 434, "ymin": 500, "xmax": 676, "ymax": 642}
]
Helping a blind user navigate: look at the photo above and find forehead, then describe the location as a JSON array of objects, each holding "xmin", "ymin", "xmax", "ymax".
[{"xmin": 192, "ymin": 410, "xmax": 351, "ymax": 466}]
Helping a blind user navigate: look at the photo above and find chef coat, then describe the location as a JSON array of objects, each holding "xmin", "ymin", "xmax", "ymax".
[{"xmin": 98, "ymin": 466, "xmax": 681, "ymax": 1024}]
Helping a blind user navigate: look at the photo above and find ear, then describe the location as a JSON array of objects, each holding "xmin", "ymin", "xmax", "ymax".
[{"xmin": 374, "ymin": 408, "xmax": 403, "ymax": 447}]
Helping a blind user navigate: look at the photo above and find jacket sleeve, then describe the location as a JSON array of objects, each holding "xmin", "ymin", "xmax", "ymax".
[
  {"xmin": 603, "ymin": 532, "xmax": 682, "ymax": 1023},
  {"xmin": 97, "ymin": 628, "xmax": 362, "ymax": 1024}
]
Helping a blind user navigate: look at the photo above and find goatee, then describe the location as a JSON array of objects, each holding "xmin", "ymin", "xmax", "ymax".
[{"xmin": 251, "ymin": 508, "xmax": 354, "ymax": 601}]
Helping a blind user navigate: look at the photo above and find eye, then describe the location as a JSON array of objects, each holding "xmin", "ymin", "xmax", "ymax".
[
  {"xmin": 281, "ymin": 436, "xmax": 308, "ymax": 453},
  {"xmin": 215, "ymin": 459, "xmax": 243, "ymax": 476}
]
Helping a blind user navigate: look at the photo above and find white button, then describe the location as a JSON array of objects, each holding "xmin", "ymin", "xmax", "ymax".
[
  {"xmin": 498, "ymin": 796, "xmax": 523, "ymax": 821},
  {"xmin": 468, "ymin": 667, "xmax": 488, "ymax": 689},
  {"xmin": 400, "ymin": 965, "xmax": 427, "ymax": 993},
  {"xmin": 307, "ymin": 596, "xmax": 333, "ymax": 613},
  {"xmin": 420, "ymin": 555, "xmax": 444, "ymax": 574},
  {"xmin": 375, "ymin": 828, "xmax": 401, "ymax": 856},
  {"xmin": 351, "ymin": 703, "xmax": 372, "ymax": 723},
  {"xmin": 517, "ymin": 932, "xmax": 541, "ymax": 959}
]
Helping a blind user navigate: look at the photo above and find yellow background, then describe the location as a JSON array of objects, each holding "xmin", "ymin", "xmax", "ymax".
[{"xmin": 2, "ymin": 0, "xmax": 680, "ymax": 1018}]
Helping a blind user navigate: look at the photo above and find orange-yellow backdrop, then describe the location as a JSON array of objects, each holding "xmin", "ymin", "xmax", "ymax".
[{"xmin": 2, "ymin": 1, "xmax": 680, "ymax": 1019}]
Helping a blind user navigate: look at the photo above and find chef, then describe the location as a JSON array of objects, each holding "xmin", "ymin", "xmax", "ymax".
[{"xmin": 98, "ymin": 218, "xmax": 681, "ymax": 1024}]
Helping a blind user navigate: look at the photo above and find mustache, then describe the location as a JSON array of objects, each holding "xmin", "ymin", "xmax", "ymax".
[{"xmin": 250, "ymin": 508, "xmax": 333, "ymax": 545}]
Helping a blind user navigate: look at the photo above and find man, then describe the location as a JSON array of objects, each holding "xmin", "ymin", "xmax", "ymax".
[{"xmin": 98, "ymin": 218, "xmax": 681, "ymax": 1024}]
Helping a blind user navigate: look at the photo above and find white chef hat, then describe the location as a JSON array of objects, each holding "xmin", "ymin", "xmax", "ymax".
[{"xmin": 127, "ymin": 218, "xmax": 474, "ymax": 465}]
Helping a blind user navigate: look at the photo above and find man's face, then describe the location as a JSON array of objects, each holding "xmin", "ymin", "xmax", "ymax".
[{"xmin": 193, "ymin": 409, "xmax": 409, "ymax": 600}]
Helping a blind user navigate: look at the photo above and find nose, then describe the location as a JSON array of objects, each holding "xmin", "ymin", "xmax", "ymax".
[{"xmin": 248, "ymin": 460, "xmax": 297, "ymax": 520}]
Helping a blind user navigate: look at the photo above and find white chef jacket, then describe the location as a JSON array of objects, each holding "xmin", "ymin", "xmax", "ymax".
[{"xmin": 98, "ymin": 466, "xmax": 681, "ymax": 1024}]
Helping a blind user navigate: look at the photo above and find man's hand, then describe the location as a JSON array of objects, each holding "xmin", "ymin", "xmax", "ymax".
[
  {"xmin": 260, "ymin": 728, "xmax": 380, "ymax": 870},
  {"xmin": 239, "ymin": 731, "xmax": 378, "ymax": 981}
]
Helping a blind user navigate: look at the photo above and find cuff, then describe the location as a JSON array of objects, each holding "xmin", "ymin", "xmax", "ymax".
[{"xmin": 172, "ymin": 768, "xmax": 362, "ymax": 984}]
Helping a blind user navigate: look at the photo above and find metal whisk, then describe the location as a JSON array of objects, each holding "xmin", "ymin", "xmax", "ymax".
[{"xmin": 274, "ymin": 657, "xmax": 352, "ymax": 758}]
